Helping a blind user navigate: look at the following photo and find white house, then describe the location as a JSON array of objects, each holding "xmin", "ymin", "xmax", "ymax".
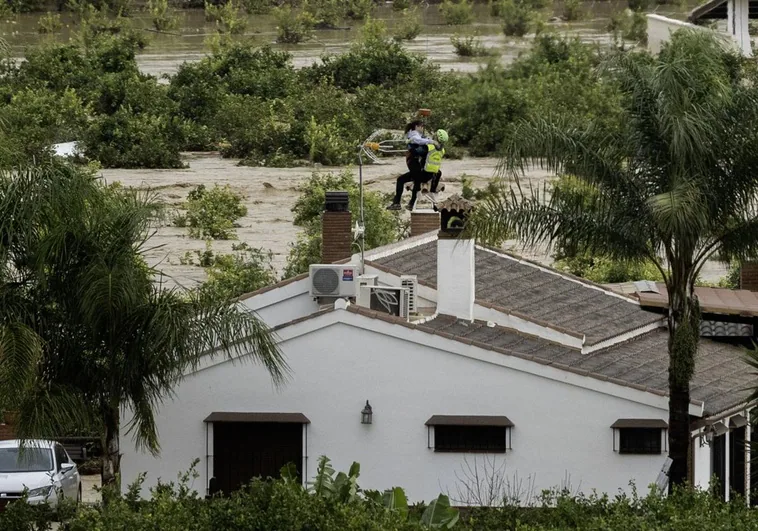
[
  {"xmin": 647, "ymin": 0, "xmax": 754, "ymax": 57},
  {"xmin": 121, "ymin": 195, "xmax": 756, "ymax": 504}
]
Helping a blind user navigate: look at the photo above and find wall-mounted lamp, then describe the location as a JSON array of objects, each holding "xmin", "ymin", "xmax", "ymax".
[
  {"xmin": 361, "ymin": 400, "xmax": 373, "ymax": 424},
  {"xmin": 699, "ymin": 421, "xmax": 729, "ymax": 447}
]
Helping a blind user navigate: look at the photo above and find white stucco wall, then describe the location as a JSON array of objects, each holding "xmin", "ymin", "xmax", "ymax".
[
  {"xmin": 693, "ymin": 432, "xmax": 712, "ymax": 489},
  {"xmin": 121, "ymin": 311, "xmax": 673, "ymax": 503},
  {"xmin": 240, "ymin": 278, "xmax": 318, "ymax": 328}
]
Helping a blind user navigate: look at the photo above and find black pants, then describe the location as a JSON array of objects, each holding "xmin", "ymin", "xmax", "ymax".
[{"xmin": 393, "ymin": 170, "xmax": 441, "ymax": 207}]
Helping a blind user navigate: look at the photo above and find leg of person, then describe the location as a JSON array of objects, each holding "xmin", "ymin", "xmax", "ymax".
[
  {"xmin": 430, "ymin": 170, "xmax": 442, "ymax": 193},
  {"xmin": 408, "ymin": 173, "xmax": 431, "ymax": 210},
  {"xmin": 388, "ymin": 172, "xmax": 415, "ymax": 210}
]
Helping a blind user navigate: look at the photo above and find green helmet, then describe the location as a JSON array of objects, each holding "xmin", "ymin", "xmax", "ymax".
[{"xmin": 436, "ymin": 129, "xmax": 449, "ymax": 143}]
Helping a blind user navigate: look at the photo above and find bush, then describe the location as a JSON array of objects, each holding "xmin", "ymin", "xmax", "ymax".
[
  {"xmin": 451, "ymin": 34, "xmax": 493, "ymax": 57},
  {"xmin": 303, "ymin": 0, "xmax": 346, "ymax": 29},
  {"xmin": 563, "ymin": 0, "xmax": 584, "ymax": 21},
  {"xmin": 500, "ymin": 0, "xmax": 534, "ymax": 37},
  {"xmin": 178, "ymin": 184, "xmax": 248, "ymax": 240},
  {"xmin": 37, "ymin": 12, "xmax": 62, "ymax": 33},
  {"xmin": 309, "ymin": 32, "xmax": 426, "ymax": 91},
  {"xmin": 608, "ymin": 9, "xmax": 648, "ymax": 46},
  {"xmin": 345, "ymin": 0, "xmax": 375, "ymax": 20},
  {"xmin": 439, "ymin": 0, "xmax": 474, "ymax": 25},
  {"xmin": 243, "ymin": 0, "xmax": 274, "ymax": 14},
  {"xmin": 187, "ymin": 242, "xmax": 277, "ymax": 300},
  {"xmin": 149, "ymin": 0, "xmax": 179, "ymax": 32},
  {"xmin": 205, "ymin": 0, "xmax": 248, "ymax": 34},
  {"xmin": 272, "ymin": 4, "xmax": 314, "ymax": 43},
  {"xmin": 393, "ymin": 7, "xmax": 422, "ymax": 41},
  {"xmin": 554, "ymin": 253, "xmax": 663, "ymax": 283},
  {"xmin": 393, "ymin": 0, "xmax": 411, "ymax": 9},
  {"xmin": 0, "ymin": 88, "xmax": 88, "ymax": 166}
]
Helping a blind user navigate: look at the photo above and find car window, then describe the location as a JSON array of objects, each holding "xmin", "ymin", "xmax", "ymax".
[
  {"xmin": 0, "ymin": 448, "xmax": 53, "ymax": 472},
  {"xmin": 54, "ymin": 445, "xmax": 68, "ymax": 470}
]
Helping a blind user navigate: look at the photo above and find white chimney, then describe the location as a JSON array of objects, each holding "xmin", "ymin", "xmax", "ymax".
[
  {"xmin": 431, "ymin": 195, "xmax": 477, "ymax": 321},
  {"xmin": 437, "ymin": 237, "xmax": 475, "ymax": 321}
]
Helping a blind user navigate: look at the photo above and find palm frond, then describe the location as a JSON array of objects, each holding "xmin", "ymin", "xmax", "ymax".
[{"xmin": 0, "ymin": 323, "xmax": 43, "ymax": 405}]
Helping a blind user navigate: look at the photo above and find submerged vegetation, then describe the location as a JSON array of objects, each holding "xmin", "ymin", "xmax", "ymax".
[{"xmin": 0, "ymin": 11, "xmax": 624, "ymax": 170}]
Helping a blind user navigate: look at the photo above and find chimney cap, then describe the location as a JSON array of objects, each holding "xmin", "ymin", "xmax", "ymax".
[
  {"xmin": 325, "ymin": 191, "xmax": 350, "ymax": 212},
  {"xmin": 435, "ymin": 194, "xmax": 475, "ymax": 236},
  {"xmin": 434, "ymin": 194, "xmax": 475, "ymax": 213}
]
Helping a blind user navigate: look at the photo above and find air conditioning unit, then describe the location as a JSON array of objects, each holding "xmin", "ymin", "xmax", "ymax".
[
  {"xmin": 400, "ymin": 275, "xmax": 418, "ymax": 314},
  {"xmin": 357, "ymin": 286, "xmax": 409, "ymax": 319},
  {"xmin": 309, "ymin": 264, "xmax": 358, "ymax": 298},
  {"xmin": 357, "ymin": 274, "xmax": 378, "ymax": 293}
]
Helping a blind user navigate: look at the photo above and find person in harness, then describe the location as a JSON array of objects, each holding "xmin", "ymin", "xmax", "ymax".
[{"xmin": 387, "ymin": 127, "xmax": 447, "ymax": 211}]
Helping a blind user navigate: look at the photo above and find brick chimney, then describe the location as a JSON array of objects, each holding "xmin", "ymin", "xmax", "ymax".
[
  {"xmin": 435, "ymin": 195, "xmax": 476, "ymax": 322},
  {"xmin": 741, "ymin": 262, "xmax": 758, "ymax": 291},
  {"xmin": 322, "ymin": 191, "xmax": 352, "ymax": 263},
  {"xmin": 410, "ymin": 209, "xmax": 440, "ymax": 237}
]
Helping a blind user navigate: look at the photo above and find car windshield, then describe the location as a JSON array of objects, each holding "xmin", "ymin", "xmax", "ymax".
[{"xmin": 0, "ymin": 448, "xmax": 53, "ymax": 473}]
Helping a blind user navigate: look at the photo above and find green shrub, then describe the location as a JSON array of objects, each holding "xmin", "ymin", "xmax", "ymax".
[
  {"xmin": 554, "ymin": 253, "xmax": 663, "ymax": 283},
  {"xmin": 83, "ymin": 109, "xmax": 186, "ymax": 168},
  {"xmin": 242, "ymin": 0, "xmax": 274, "ymax": 14},
  {"xmin": 451, "ymin": 34, "xmax": 493, "ymax": 57},
  {"xmin": 149, "ymin": 0, "xmax": 179, "ymax": 32},
  {"xmin": 439, "ymin": 0, "xmax": 474, "ymax": 25},
  {"xmin": 393, "ymin": 7, "xmax": 422, "ymax": 41},
  {"xmin": 563, "ymin": 0, "xmax": 584, "ymax": 21},
  {"xmin": 272, "ymin": 4, "xmax": 314, "ymax": 43},
  {"xmin": 37, "ymin": 12, "xmax": 62, "ymax": 33},
  {"xmin": 346, "ymin": 0, "xmax": 375, "ymax": 20},
  {"xmin": 179, "ymin": 184, "xmax": 248, "ymax": 240},
  {"xmin": 303, "ymin": 0, "xmax": 346, "ymax": 29},
  {"xmin": 205, "ymin": 0, "xmax": 248, "ymax": 34},
  {"xmin": 393, "ymin": 0, "xmax": 411, "ymax": 9},
  {"xmin": 500, "ymin": 0, "xmax": 533, "ymax": 37},
  {"xmin": 0, "ymin": 88, "xmax": 88, "ymax": 166},
  {"xmin": 189, "ymin": 242, "xmax": 277, "ymax": 300},
  {"xmin": 608, "ymin": 9, "xmax": 648, "ymax": 45},
  {"xmin": 308, "ymin": 32, "xmax": 426, "ymax": 91}
]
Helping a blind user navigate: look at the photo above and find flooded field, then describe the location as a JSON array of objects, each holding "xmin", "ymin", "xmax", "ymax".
[
  {"xmin": 2, "ymin": 2, "xmax": 689, "ymax": 76},
  {"xmin": 101, "ymin": 153, "xmax": 509, "ymax": 288},
  {"xmin": 102, "ymin": 152, "xmax": 727, "ymax": 287}
]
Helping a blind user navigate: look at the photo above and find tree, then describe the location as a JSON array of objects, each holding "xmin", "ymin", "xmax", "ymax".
[
  {"xmin": 0, "ymin": 163, "xmax": 287, "ymax": 487},
  {"xmin": 469, "ymin": 31, "xmax": 758, "ymax": 488}
]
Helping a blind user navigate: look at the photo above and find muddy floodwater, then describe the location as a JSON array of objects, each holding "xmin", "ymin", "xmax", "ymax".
[
  {"xmin": 102, "ymin": 153, "xmax": 727, "ymax": 288},
  {"xmin": 102, "ymin": 153, "xmax": 512, "ymax": 288},
  {"xmin": 6, "ymin": 2, "xmax": 720, "ymax": 288},
  {"xmin": 3, "ymin": 3, "xmax": 689, "ymax": 77}
]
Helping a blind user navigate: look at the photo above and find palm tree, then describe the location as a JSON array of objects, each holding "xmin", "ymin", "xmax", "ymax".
[
  {"xmin": 0, "ymin": 162, "xmax": 287, "ymax": 487},
  {"xmin": 470, "ymin": 31, "xmax": 758, "ymax": 488}
]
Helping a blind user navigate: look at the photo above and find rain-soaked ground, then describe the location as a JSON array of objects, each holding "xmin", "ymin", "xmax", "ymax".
[{"xmin": 6, "ymin": 2, "xmax": 723, "ymax": 288}]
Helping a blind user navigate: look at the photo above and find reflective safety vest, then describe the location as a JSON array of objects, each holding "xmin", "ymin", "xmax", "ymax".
[{"xmin": 424, "ymin": 144, "xmax": 445, "ymax": 173}]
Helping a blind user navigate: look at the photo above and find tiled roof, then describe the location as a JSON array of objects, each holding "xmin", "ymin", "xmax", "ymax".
[
  {"xmin": 344, "ymin": 308, "xmax": 750, "ymax": 416},
  {"xmin": 372, "ymin": 242, "xmax": 661, "ymax": 345}
]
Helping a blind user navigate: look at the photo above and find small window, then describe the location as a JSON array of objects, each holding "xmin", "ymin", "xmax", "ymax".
[
  {"xmin": 434, "ymin": 425, "xmax": 506, "ymax": 453},
  {"xmin": 619, "ymin": 428, "xmax": 662, "ymax": 455}
]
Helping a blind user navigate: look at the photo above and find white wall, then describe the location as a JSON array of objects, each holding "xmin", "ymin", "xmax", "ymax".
[
  {"xmin": 647, "ymin": 15, "xmax": 710, "ymax": 55},
  {"xmin": 240, "ymin": 278, "xmax": 319, "ymax": 328},
  {"xmin": 693, "ymin": 433, "xmax": 712, "ymax": 489},
  {"xmin": 121, "ymin": 316, "xmax": 671, "ymax": 503}
]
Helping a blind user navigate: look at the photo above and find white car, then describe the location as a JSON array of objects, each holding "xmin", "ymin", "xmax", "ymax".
[{"xmin": 0, "ymin": 439, "xmax": 81, "ymax": 510}]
